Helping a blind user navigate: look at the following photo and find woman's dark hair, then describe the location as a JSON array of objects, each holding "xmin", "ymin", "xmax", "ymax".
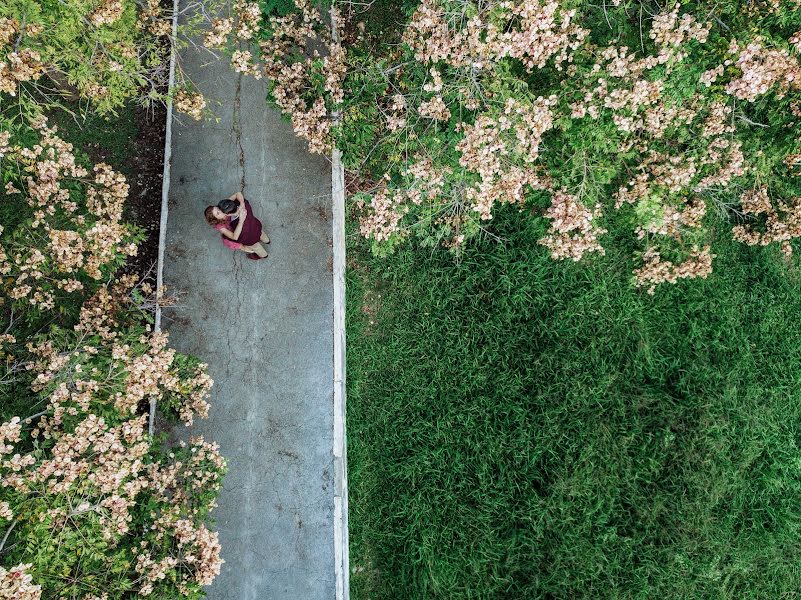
[
  {"xmin": 217, "ymin": 199, "xmax": 239, "ymax": 214},
  {"xmin": 205, "ymin": 206, "xmax": 224, "ymax": 225}
]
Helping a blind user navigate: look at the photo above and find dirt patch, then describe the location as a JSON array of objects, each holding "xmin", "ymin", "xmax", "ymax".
[
  {"xmin": 345, "ymin": 169, "xmax": 378, "ymax": 197},
  {"xmin": 125, "ymin": 104, "xmax": 167, "ymax": 280},
  {"xmin": 313, "ymin": 203, "xmax": 330, "ymax": 222},
  {"xmin": 361, "ymin": 289, "xmax": 382, "ymax": 325},
  {"xmin": 279, "ymin": 449, "xmax": 300, "ymax": 460},
  {"xmin": 168, "ymin": 243, "xmax": 186, "ymax": 259}
]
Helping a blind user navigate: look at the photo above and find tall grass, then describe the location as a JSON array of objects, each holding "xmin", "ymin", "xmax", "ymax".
[{"xmin": 347, "ymin": 207, "xmax": 801, "ymax": 599}]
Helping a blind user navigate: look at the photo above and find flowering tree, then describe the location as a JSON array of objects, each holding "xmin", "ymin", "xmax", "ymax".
[
  {"xmin": 2, "ymin": 0, "xmax": 167, "ymax": 114},
  {"xmin": 0, "ymin": 115, "xmax": 139, "ymax": 316},
  {"xmin": 0, "ymin": 0, "xmax": 273, "ymax": 119},
  {"xmin": 0, "ymin": 113, "xmax": 225, "ymax": 597},
  {"xmin": 258, "ymin": 0, "xmax": 801, "ymax": 293},
  {"xmin": 0, "ymin": 325, "xmax": 223, "ymax": 598}
]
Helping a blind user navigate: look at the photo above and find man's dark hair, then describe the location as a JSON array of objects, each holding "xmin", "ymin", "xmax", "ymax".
[{"xmin": 218, "ymin": 198, "xmax": 239, "ymax": 214}]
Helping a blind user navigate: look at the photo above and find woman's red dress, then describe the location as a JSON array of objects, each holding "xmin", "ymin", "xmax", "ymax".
[{"xmin": 228, "ymin": 198, "xmax": 263, "ymax": 246}]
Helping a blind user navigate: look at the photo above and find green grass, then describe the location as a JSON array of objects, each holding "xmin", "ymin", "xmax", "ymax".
[
  {"xmin": 357, "ymin": 0, "xmax": 418, "ymax": 49},
  {"xmin": 48, "ymin": 106, "xmax": 138, "ymax": 177},
  {"xmin": 346, "ymin": 208, "xmax": 801, "ymax": 599}
]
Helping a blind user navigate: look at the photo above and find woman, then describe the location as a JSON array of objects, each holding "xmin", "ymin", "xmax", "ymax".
[{"xmin": 205, "ymin": 192, "xmax": 270, "ymax": 260}]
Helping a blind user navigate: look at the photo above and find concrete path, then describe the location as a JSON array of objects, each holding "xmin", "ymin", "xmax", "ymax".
[{"xmin": 161, "ymin": 19, "xmax": 336, "ymax": 599}]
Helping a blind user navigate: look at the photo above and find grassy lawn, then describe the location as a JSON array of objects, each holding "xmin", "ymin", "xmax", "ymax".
[{"xmin": 346, "ymin": 207, "xmax": 801, "ymax": 599}]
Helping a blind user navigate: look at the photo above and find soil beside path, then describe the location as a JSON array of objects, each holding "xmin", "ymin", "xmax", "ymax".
[{"xmin": 161, "ymin": 14, "xmax": 336, "ymax": 599}]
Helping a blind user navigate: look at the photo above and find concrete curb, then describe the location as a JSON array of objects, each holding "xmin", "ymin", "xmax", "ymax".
[
  {"xmin": 331, "ymin": 4, "xmax": 349, "ymax": 599},
  {"xmin": 332, "ymin": 148, "xmax": 349, "ymax": 600},
  {"xmin": 149, "ymin": 0, "xmax": 180, "ymax": 437}
]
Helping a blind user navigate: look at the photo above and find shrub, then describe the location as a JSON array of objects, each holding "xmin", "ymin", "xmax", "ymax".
[
  {"xmin": 0, "ymin": 0, "xmax": 270, "ymax": 119},
  {"xmin": 257, "ymin": 0, "xmax": 801, "ymax": 293},
  {"xmin": 0, "ymin": 115, "xmax": 140, "ymax": 321}
]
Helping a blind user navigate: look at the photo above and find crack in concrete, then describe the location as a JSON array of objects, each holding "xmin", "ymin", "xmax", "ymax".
[{"xmin": 233, "ymin": 73, "xmax": 246, "ymax": 193}]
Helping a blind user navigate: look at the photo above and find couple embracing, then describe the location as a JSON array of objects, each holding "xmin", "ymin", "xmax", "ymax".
[{"xmin": 205, "ymin": 192, "xmax": 270, "ymax": 260}]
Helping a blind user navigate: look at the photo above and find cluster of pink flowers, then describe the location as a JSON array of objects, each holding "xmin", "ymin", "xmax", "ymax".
[
  {"xmin": 147, "ymin": 437, "xmax": 225, "ymax": 510},
  {"xmin": 357, "ymin": 185, "xmax": 410, "ymax": 244},
  {"xmin": 569, "ymin": 5, "xmax": 710, "ymax": 132},
  {"xmin": 457, "ymin": 97, "xmax": 555, "ymax": 220},
  {"xmin": 256, "ymin": 1, "xmax": 344, "ymax": 154},
  {"xmin": 325, "ymin": 42, "xmax": 346, "ymax": 107},
  {"xmin": 174, "ymin": 89, "xmax": 207, "ymax": 121},
  {"xmin": 137, "ymin": 0, "xmax": 173, "ymax": 38},
  {"xmin": 194, "ymin": 0, "xmax": 334, "ymax": 124},
  {"xmin": 0, "ymin": 16, "xmax": 17, "ymax": 46},
  {"xmin": 385, "ymin": 94, "xmax": 408, "ymax": 132},
  {"xmin": 110, "ymin": 331, "xmax": 212, "ymax": 425},
  {"xmin": 358, "ymin": 158, "xmax": 456, "ymax": 244},
  {"xmin": 212, "ymin": 3, "xmax": 264, "ymax": 81},
  {"xmin": 743, "ymin": 0, "xmax": 795, "ymax": 15},
  {"xmin": 0, "ymin": 564, "xmax": 41, "ymax": 600},
  {"xmin": 360, "ymin": 94, "xmax": 558, "ymax": 248},
  {"xmin": 202, "ymin": 0, "xmax": 262, "ymax": 52},
  {"xmin": 74, "ymin": 274, "xmax": 139, "ymax": 340},
  {"xmin": 559, "ymin": 5, "xmax": 760, "ymax": 289},
  {"xmin": 406, "ymin": 0, "xmax": 587, "ymax": 72},
  {"xmin": 633, "ymin": 246, "xmax": 715, "ymax": 294},
  {"xmin": 135, "ymin": 510, "xmax": 223, "ymax": 595},
  {"xmin": 89, "ymin": 0, "xmax": 125, "ymax": 26},
  {"xmin": 0, "ymin": 17, "xmax": 44, "ymax": 96},
  {"xmin": 649, "ymin": 4, "xmax": 710, "ymax": 61},
  {"xmin": 724, "ymin": 39, "xmax": 801, "ymax": 101},
  {"xmin": 235, "ymin": 0, "xmax": 262, "ymax": 40},
  {"xmin": 732, "ymin": 187, "xmax": 801, "ymax": 258},
  {"xmin": 205, "ymin": 17, "xmax": 233, "ymax": 48},
  {"xmin": 231, "ymin": 49, "xmax": 257, "ymax": 76},
  {"xmin": 418, "ymin": 95, "xmax": 451, "ymax": 122},
  {"xmin": 134, "ymin": 436, "xmax": 225, "ymax": 596},
  {"xmin": 611, "ymin": 137, "xmax": 742, "ymax": 288},
  {"xmin": 539, "ymin": 192, "xmax": 606, "ymax": 261},
  {"xmin": 0, "ymin": 116, "xmax": 137, "ymax": 310},
  {"xmin": 791, "ymin": 30, "xmax": 801, "ymax": 53},
  {"xmin": 787, "ymin": 151, "xmax": 801, "ymax": 175},
  {"xmin": 200, "ymin": 0, "xmax": 345, "ymax": 153}
]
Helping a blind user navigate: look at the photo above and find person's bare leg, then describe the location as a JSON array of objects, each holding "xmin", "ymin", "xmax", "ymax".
[
  {"xmin": 242, "ymin": 242, "xmax": 268, "ymax": 258},
  {"xmin": 260, "ymin": 231, "xmax": 270, "ymax": 244}
]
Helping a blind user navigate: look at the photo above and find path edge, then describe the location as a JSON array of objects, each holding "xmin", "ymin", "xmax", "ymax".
[
  {"xmin": 332, "ymin": 148, "xmax": 349, "ymax": 600},
  {"xmin": 149, "ymin": 0, "xmax": 179, "ymax": 436},
  {"xmin": 331, "ymin": 4, "xmax": 349, "ymax": 598}
]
